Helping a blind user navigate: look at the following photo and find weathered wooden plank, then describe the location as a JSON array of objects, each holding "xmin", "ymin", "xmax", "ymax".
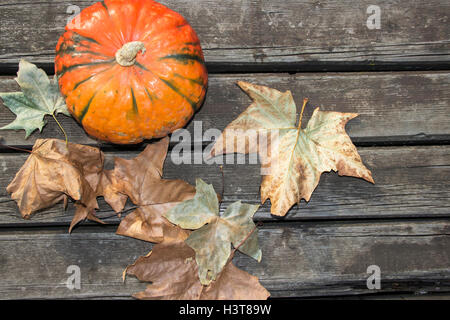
[
  {"xmin": 1, "ymin": 71, "xmax": 449, "ymax": 146},
  {"xmin": 334, "ymin": 292, "xmax": 450, "ymax": 300},
  {"xmin": 0, "ymin": 0, "xmax": 449, "ymax": 71},
  {"xmin": 0, "ymin": 145, "xmax": 449, "ymax": 227},
  {"xmin": 0, "ymin": 220, "xmax": 448, "ymax": 299}
]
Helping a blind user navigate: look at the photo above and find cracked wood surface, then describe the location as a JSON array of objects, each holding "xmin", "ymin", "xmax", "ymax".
[
  {"xmin": 0, "ymin": 145, "xmax": 449, "ymax": 226},
  {"xmin": 1, "ymin": 71, "xmax": 449, "ymax": 146},
  {"xmin": 0, "ymin": 0, "xmax": 449, "ymax": 300},
  {"xmin": 0, "ymin": 220, "xmax": 448, "ymax": 299},
  {"xmin": 0, "ymin": 0, "xmax": 448, "ymax": 70}
]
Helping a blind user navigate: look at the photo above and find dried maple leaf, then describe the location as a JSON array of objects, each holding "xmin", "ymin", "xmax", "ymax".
[
  {"xmin": 6, "ymin": 138, "xmax": 108, "ymax": 231},
  {"xmin": 70, "ymin": 203, "xmax": 105, "ymax": 233},
  {"xmin": 0, "ymin": 60, "xmax": 69, "ymax": 138},
  {"xmin": 125, "ymin": 242, "xmax": 269, "ymax": 300},
  {"xmin": 201, "ymin": 260, "xmax": 269, "ymax": 300},
  {"xmin": 116, "ymin": 203, "xmax": 192, "ymax": 244},
  {"xmin": 95, "ymin": 169, "xmax": 128, "ymax": 213},
  {"xmin": 115, "ymin": 137, "xmax": 196, "ymax": 243},
  {"xmin": 165, "ymin": 179, "xmax": 261, "ymax": 285},
  {"xmin": 112, "ymin": 137, "xmax": 195, "ymax": 206},
  {"xmin": 210, "ymin": 81, "xmax": 374, "ymax": 216}
]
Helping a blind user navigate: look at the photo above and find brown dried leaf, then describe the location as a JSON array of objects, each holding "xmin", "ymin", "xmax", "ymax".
[
  {"xmin": 126, "ymin": 242, "xmax": 269, "ymax": 300},
  {"xmin": 6, "ymin": 137, "xmax": 193, "ymax": 236},
  {"xmin": 116, "ymin": 203, "xmax": 192, "ymax": 244},
  {"xmin": 69, "ymin": 203, "xmax": 105, "ymax": 233},
  {"xmin": 211, "ymin": 82, "xmax": 374, "ymax": 216},
  {"xmin": 96, "ymin": 169, "xmax": 128, "ymax": 213},
  {"xmin": 6, "ymin": 138, "xmax": 125, "ymax": 232},
  {"xmin": 112, "ymin": 137, "xmax": 195, "ymax": 206},
  {"xmin": 7, "ymin": 139, "xmax": 101, "ymax": 228},
  {"xmin": 201, "ymin": 262, "xmax": 270, "ymax": 300},
  {"xmin": 114, "ymin": 137, "xmax": 196, "ymax": 243},
  {"xmin": 127, "ymin": 242, "xmax": 203, "ymax": 300}
]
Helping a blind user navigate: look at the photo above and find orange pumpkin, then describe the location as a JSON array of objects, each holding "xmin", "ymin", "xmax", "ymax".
[{"xmin": 55, "ymin": 0, "xmax": 208, "ymax": 144}]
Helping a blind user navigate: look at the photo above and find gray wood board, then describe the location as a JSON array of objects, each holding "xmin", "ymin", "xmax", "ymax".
[
  {"xmin": 1, "ymin": 71, "xmax": 449, "ymax": 146},
  {"xmin": 0, "ymin": 219, "xmax": 448, "ymax": 299},
  {"xmin": 0, "ymin": 1, "xmax": 449, "ymax": 69},
  {"xmin": 0, "ymin": 145, "xmax": 449, "ymax": 227}
]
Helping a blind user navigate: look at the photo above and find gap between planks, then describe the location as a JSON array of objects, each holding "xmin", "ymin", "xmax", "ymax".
[
  {"xmin": 0, "ymin": 145, "xmax": 449, "ymax": 226},
  {"xmin": 0, "ymin": 0, "xmax": 449, "ymax": 71},
  {"xmin": 0, "ymin": 71, "xmax": 449, "ymax": 147},
  {"xmin": 0, "ymin": 219, "xmax": 448, "ymax": 299}
]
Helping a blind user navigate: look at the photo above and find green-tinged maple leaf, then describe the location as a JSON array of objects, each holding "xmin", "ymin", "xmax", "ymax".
[
  {"xmin": 125, "ymin": 242, "xmax": 270, "ymax": 300},
  {"xmin": 0, "ymin": 59, "xmax": 69, "ymax": 138},
  {"xmin": 210, "ymin": 81, "xmax": 374, "ymax": 216},
  {"xmin": 165, "ymin": 178, "xmax": 261, "ymax": 285}
]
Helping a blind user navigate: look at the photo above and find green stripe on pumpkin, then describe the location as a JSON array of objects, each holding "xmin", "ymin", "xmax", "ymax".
[
  {"xmin": 78, "ymin": 91, "xmax": 98, "ymax": 123},
  {"xmin": 56, "ymin": 43, "xmax": 111, "ymax": 59},
  {"xmin": 100, "ymin": 1, "xmax": 109, "ymax": 13},
  {"xmin": 176, "ymin": 22, "xmax": 189, "ymax": 29},
  {"xmin": 73, "ymin": 75, "xmax": 95, "ymax": 91},
  {"xmin": 72, "ymin": 64, "xmax": 116, "ymax": 91},
  {"xmin": 159, "ymin": 54, "xmax": 205, "ymax": 65},
  {"xmin": 173, "ymin": 73, "xmax": 205, "ymax": 86},
  {"xmin": 56, "ymin": 59, "xmax": 115, "ymax": 79},
  {"xmin": 144, "ymin": 88, "xmax": 156, "ymax": 103},
  {"xmin": 158, "ymin": 77, "xmax": 198, "ymax": 112},
  {"xmin": 72, "ymin": 32, "xmax": 101, "ymax": 46},
  {"xmin": 134, "ymin": 62, "xmax": 149, "ymax": 71},
  {"xmin": 130, "ymin": 87, "xmax": 139, "ymax": 114}
]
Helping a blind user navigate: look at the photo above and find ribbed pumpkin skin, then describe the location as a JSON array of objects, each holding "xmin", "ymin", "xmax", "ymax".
[{"xmin": 55, "ymin": 0, "xmax": 208, "ymax": 144}]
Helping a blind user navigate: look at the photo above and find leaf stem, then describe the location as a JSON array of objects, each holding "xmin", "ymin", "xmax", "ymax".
[
  {"xmin": 297, "ymin": 98, "xmax": 309, "ymax": 129},
  {"xmin": 52, "ymin": 113, "xmax": 68, "ymax": 145},
  {"xmin": 219, "ymin": 165, "xmax": 224, "ymax": 202},
  {"xmin": 226, "ymin": 221, "xmax": 263, "ymax": 265},
  {"xmin": 0, "ymin": 142, "xmax": 32, "ymax": 153}
]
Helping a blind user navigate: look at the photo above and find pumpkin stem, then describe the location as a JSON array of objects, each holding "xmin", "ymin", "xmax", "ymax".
[{"xmin": 115, "ymin": 41, "xmax": 146, "ymax": 67}]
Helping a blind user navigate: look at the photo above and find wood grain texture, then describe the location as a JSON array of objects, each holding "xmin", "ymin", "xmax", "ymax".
[
  {"xmin": 333, "ymin": 293, "xmax": 450, "ymax": 300},
  {"xmin": 0, "ymin": 0, "xmax": 448, "ymax": 70},
  {"xmin": 0, "ymin": 220, "xmax": 448, "ymax": 299},
  {"xmin": 1, "ymin": 71, "xmax": 449, "ymax": 146},
  {"xmin": 0, "ymin": 0, "xmax": 449, "ymax": 301},
  {"xmin": 0, "ymin": 145, "xmax": 448, "ymax": 227}
]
